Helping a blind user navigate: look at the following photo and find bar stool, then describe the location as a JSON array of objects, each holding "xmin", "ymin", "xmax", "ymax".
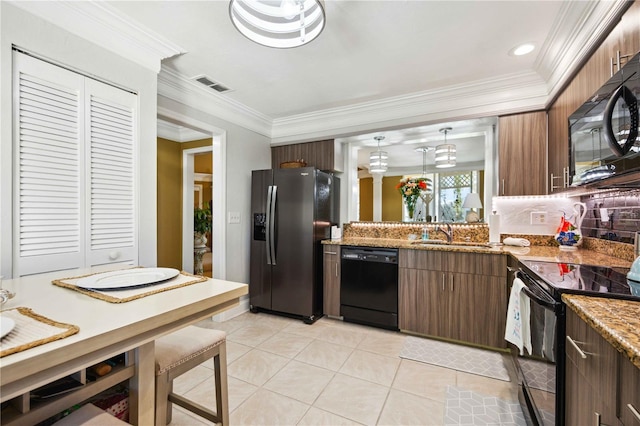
[{"xmin": 154, "ymin": 326, "xmax": 229, "ymax": 426}]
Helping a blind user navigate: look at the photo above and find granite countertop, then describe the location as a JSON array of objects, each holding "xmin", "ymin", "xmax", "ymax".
[
  {"xmin": 563, "ymin": 295, "xmax": 640, "ymax": 369},
  {"xmin": 323, "ymin": 237, "xmax": 632, "ymax": 268}
]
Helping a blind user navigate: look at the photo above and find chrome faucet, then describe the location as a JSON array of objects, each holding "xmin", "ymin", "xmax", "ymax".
[{"xmin": 435, "ymin": 223, "xmax": 453, "ymax": 243}]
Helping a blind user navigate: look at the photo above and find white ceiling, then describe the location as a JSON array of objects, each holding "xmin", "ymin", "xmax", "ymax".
[
  {"xmin": 107, "ymin": 0, "xmax": 609, "ymax": 118},
  {"xmin": 12, "ymin": 0, "xmax": 626, "ymax": 166}
]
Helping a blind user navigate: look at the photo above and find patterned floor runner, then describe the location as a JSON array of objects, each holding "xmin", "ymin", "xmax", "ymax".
[
  {"xmin": 445, "ymin": 386, "xmax": 527, "ymax": 426},
  {"xmin": 399, "ymin": 336, "xmax": 511, "ymax": 381}
]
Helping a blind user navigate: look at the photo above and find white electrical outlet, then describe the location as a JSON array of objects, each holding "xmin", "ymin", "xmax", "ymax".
[
  {"xmin": 228, "ymin": 212, "xmax": 241, "ymax": 224},
  {"xmin": 530, "ymin": 211, "xmax": 547, "ymax": 225}
]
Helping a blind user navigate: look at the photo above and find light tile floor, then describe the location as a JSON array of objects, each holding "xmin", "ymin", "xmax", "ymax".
[{"xmin": 168, "ymin": 312, "xmax": 521, "ymax": 426}]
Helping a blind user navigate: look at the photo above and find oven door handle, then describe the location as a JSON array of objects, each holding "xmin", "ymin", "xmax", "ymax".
[{"xmin": 517, "ymin": 271, "xmax": 561, "ymax": 311}]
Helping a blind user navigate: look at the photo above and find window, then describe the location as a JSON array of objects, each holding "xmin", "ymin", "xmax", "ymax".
[
  {"xmin": 13, "ymin": 52, "xmax": 138, "ymax": 276},
  {"xmin": 438, "ymin": 171, "xmax": 476, "ymax": 222}
]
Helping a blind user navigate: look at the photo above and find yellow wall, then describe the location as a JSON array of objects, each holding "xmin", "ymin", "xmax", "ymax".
[
  {"xmin": 359, "ymin": 178, "xmax": 373, "ymax": 221},
  {"xmin": 359, "ymin": 175, "xmax": 403, "ymax": 221},
  {"xmin": 382, "ymin": 175, "xmax": 403, "ymax": 221},
  {"xmin": 157, "ymin": 137, "xmax": 183, "ymax": 269},
  {"xmin": 156, "ymin": 138, "xmax": 213, "ymax": 269}
]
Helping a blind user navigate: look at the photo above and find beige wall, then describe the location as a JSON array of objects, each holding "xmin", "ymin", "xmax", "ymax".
[
  {"xmin": 359, "ymin": 178, "xmax": 373, "ymax": 221},
  {"xmin": 194, "ymin": 152, "xmax": 213, "ymax": 209},
  {"xmin": 382, "ymin": 176, "xmax": 403, "ymax": 222},
  {"xmin": 156, "ymin": 137, "xmax": 213, "ymax": 269},
  {"xmin": 157, "ymin": 138, "xmax": 183, "ymax": 269}
]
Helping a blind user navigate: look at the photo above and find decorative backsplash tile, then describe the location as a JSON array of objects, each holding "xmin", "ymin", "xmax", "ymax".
[{"xmin": 581, "ymin": 189, "xmax": 640, "ymax": 244}]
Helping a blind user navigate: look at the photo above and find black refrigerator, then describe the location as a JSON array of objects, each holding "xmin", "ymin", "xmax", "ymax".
[{"xmin": 249, "ymin": 167, "xmax": 334, "ymax": 323}]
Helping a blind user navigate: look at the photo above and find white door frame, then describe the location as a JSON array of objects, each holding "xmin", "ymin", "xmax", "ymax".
[{"xmin": 158, "ymin": 107, "xmax": 227, "ymax": 279}]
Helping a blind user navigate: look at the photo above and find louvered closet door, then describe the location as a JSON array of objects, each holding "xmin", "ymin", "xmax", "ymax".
[
  {"xmin": 13, "ymin": 52, "xmax": 138, "ymax": 276},
  {"xmin": 85, "ymin": 80, "xmax": 137, "ymax": 266},
  {"xmin": 13, "ymin": 54, "xmax": 85, "ymax": 276}
]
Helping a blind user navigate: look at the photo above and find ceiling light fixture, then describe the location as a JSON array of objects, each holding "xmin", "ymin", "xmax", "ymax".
[
  {"xmin": 369, "ymin": 136, "xmax": 388, "ymax": 173},
  {"xmin": 435, "ymin": 128, "xmax": 456, "ymax": 168},
  {"xmin": 229, "ymin": 0, "xmax": 326, "ymax": 49},
  {"xmin": 510, "ymin": 43, "xmax": 535, "ymax": 56},
  {"xmin": 414, "ymin": 146, "xmax": 435, "ymax": 177}
]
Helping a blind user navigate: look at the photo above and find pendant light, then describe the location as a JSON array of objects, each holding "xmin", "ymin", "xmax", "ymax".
[
  {"xmin": 229, "ymin": 0, "xmax": 326, "ymax": 49},
  {"xmin": 369, "ymin": 136, "xmax": 388, "ymax": 173},
  {"xmin": 435, "ymin": 127, "xmax": 456, "ymax": 168}
]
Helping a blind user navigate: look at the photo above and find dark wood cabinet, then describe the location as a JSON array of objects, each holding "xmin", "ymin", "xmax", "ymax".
[
  {"xmin": 498, "ymin": 111, "xmax": 547, "ymax": 196},
  {"xmin": 271, "ymin": 139, "xmax": 341, "ymax": 172},
  {"xmin": 399, "ymin": 249, "xmax": 507, "ymax": 348},
  {"xmin": 547, "ymin": 2, "xmax": 639, "ymax": 193},
  {"xmin": 619, "ymin": 354, "xmax": 640, "ymax": 426},
  {"xmin": 565, "ymin": 308, "xmax": 618, "ymax": 425},
  {"xmin": 322, "ymin": 246, "xmax": 341, "ymax": 317}
]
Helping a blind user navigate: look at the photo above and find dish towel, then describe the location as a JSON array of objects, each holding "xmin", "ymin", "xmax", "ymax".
[
  {"xmin": 503, "ymin": 237, "xmax": 531, "ymax": 247},
  {"xmin": 504, "ymin": 277, "xmax": 532, "ymax": 355},
  {"xmin": 542, "ymin": 309, "xmax": 556, "ymax": 363}
]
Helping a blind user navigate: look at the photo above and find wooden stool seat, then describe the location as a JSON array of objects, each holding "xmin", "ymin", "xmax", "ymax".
[
  {"xmin": 53, "ymin": 403, "xmax": 129, "ymax": 425},
  {"xmin": 155, "ymin": 326, "xmax": 228, "ymax": 426}
]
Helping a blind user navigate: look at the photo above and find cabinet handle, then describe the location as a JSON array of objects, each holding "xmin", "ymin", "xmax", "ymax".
[
  {"xmin": 450, "ymin": 274, "xmax": 454, "ymax": 292},
  {"xmin": 501, "ymin": 179, "xmax": 505, "ymax": 195},
  {"xmin": 335, "ymin": 263, "xmax": 338, "ymax": 277},
  {"xmin": 564, "ymin": 167, "xmax": 569, "ymax": 188},
  {"xmin": 627, "ymin": 404, "xmax": 640, "ymax": 422},
  {"xmin": 611, "ymin": 56, "xmax": 615, "ymax": 77},
  {"xmin": 595, "ymin": 412, "xmax": 601, "ymax": 426},
  {"xmin": 326, "ymin": 251, "xmax": 337, "ymax": 255},
  {"xmin": 442, "ymin": 273, "xmax": 446, "ymax": 291},
  {"xmin": 566, "ymin": 335, "xmax": 588, "ymax": 359},
  {"xmin": 550, "ymin": 173, "xmax": 561, "ymax": 192}
]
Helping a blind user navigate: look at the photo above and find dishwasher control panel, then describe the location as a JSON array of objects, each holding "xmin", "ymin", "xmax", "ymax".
[{"xmin": 341, "ymin": 247, "xmax": 398, "ymax": 263}]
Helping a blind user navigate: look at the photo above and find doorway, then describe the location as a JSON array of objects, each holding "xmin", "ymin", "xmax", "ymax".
[{"xmin": 157, "ymin": 109, "xmax": 226, "ymax": 279}]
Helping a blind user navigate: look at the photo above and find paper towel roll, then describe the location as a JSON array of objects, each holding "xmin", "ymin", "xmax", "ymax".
[{"xmin": 489, "ymin": 213, "xmax": 500, "ymax": 243}]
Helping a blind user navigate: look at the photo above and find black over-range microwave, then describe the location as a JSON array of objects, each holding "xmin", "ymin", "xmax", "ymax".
[{"xmin": 569, "ymin": 51, "xmax": 640, "ymax": 186}]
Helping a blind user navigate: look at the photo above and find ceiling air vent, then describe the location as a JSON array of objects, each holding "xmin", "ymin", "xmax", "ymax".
[{"xmin": 193, "ymin": 75, "xmax": 232, "ymax": 93}]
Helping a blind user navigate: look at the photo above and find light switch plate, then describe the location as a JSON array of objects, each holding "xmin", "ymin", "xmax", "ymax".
[
  {"xmin": 530, "ymin": 211, "xmax": 547, "ymax": 225},
  {"xmin": 228, "ymin": 212, "xmax": 241, "ymax": 224}
]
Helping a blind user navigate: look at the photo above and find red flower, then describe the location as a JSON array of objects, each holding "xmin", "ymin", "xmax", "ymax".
[{"xmin": 418, "ymin": 181, "xmax": 427, "ymax": 190}]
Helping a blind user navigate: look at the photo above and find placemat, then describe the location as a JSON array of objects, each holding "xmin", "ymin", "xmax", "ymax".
[
  {"xmin": 52, "ymin": 269, "xmax": 208, "ymax": 303},
  {"xmin": 0, "ymin": 307, "xmax": 80, "ymax": 357}
]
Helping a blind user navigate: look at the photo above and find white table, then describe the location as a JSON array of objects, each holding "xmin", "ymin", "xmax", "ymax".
[{"xmin": 0, "ymin": 266, "xmax": 248, "ymax": 425}]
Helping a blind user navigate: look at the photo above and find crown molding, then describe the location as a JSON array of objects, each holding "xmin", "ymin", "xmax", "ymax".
[
  {"xmin": 157, "ymin": 119, "xmax": 211, "ymax": 143},
  {"xmin": 535, "ymin": 0, "xmax": 630, "ymax": 100},
  {"xmin": 7, "ymin": 0, "xmax": 185, "ymax": 72},
  {"xmin": 157, "ymin": 67, "xmax": 273, "ymax": 137},
  {"xmin": 269, "ymin": 71, "xmax": 550, "ymax": 144}
]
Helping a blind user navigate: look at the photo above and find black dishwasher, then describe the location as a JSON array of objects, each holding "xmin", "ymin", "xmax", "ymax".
[{"xmin": 340, "ymin": 246, "xmax": 398, "ymax": 330}]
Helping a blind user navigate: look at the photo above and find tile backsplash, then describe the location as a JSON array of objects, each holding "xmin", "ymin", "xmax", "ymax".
[
  {"xmin": 581, "ymin": 189, "xmax": 640, "ymax": 244},
  {"xmin": 493, "ymin": 189, "xmax": 640, "ymax": 246},
  {"xmin": 492, "ymin": 196, "xmax": 580, "ymax": 235}
]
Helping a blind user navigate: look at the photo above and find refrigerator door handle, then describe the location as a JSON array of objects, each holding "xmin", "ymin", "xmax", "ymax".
[
  {"xmin": 266, "ymin": 185, "xmax": 273, "ymax": 265},
  {"xmin": 269, "ymin": 185, "xmax": 277, "ymax": 265}
]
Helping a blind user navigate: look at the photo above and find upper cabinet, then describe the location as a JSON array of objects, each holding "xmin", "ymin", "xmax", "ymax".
[
  {"xmin": 498, "ymin": 111, "xmax": 547, "ymax": 196},
  {"xmin": 271, "ymin": 139, "xmax": 342, "ymax": 172},
  {"xmin": 547, "ymin": 2, "xmax": 639, "ymax": 193}
]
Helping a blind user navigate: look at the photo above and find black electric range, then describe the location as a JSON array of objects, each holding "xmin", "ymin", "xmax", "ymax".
[
  {"xmin": 512, "ymin": 260, "xmax": 637, "ymax": 426},
  {"xmin": 520, "ymin": 260, "xmax": 638, "ymax": 301}
]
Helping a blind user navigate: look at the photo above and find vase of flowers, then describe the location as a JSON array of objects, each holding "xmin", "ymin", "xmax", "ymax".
[{"xmin": 396, "ymin": 177, "xmax": 432, "ymax": 221}]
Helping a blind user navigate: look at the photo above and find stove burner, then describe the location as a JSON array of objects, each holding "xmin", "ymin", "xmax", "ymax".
[{"xmin": 521, "ymin": 261, "xmax": 636, "ymax": 300}]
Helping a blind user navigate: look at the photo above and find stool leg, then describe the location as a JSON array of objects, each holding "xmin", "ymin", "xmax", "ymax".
[
  {"xmin": 214, "ymin": 342, "xmax": 229, "ymax": 426},
  {"xmin": 155, "ymin": 372, "xmax": 170, "ymax": 426}
]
